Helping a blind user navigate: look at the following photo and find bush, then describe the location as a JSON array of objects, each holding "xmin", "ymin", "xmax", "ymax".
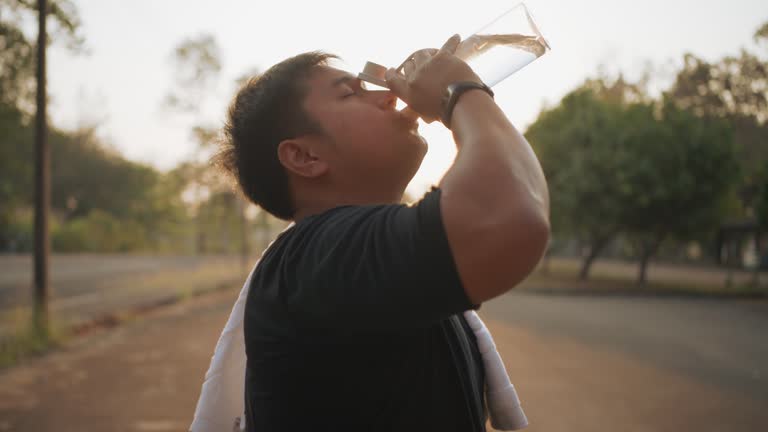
[
  {"xmin": 0, "ymin": 209, "xmax": 34, "ymax": 253},
  {"xmin": 758, "ymin": 163, "xmax": 768, "ymax": 230},
  {"xmin": 53, "ymin": 210, "xmax": 149, "ymax": 252}
]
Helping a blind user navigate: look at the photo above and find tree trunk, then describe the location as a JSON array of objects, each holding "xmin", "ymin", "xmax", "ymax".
[
  {"xmin": 579, "ymin": 250, "xmax": 598, "ymax": 280},
  {"xmin": 636, "ymin": 235, "xmax": 664, "ymax": 286},
  {"xmin": 579, "ymin": 235, "xmax": 612, "ymax": 280},
  {"xmin": 638, "ymin": 251, "xmax": 651, "ymax": 286},
  {"xmin": 725, "ymin": 239, "xmax": 734, "ymax": 289},
  {"xmin": 752, "ymin": 231, "xmax": 761, "ymax": 288}
]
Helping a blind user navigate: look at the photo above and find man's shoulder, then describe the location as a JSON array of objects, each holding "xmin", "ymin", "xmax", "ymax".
[
  {"xmin": 279, "ymin": 203, "xmax": 399, "ymax": 248},
  {"xmin": 254, "ymin": 203, "xmax": 391, "ymax": 267},
  {"xmin": 258, "ymin": 189, "xmax": 444, "ymax": 270},
  {"xmin": 298, "ymin": 202, "xmax": 395, "ymax": 229},
  {"xmin": 285, "ymin": 188, "xmax": 443, "ymax": 242}
]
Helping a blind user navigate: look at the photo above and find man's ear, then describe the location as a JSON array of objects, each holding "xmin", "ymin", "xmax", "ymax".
[{"xmin": 277, "ymin": 138, "xmax": 329, "ymax": 179}]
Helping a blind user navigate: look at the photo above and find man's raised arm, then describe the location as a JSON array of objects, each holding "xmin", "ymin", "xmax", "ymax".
[{"xmin": 386, "ymin": 35, "xmax": 550, "ymax": 305}]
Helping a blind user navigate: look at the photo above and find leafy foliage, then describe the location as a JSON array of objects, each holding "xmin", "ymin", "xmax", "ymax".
[
  {"xmin": 164, "ymin": 34, "xmax": 222, "ymax": 113},
  {"xmin": 527, "ymin": 20, "xmax": 766, "ymax": 280},
  {"xmin": 0, "ymin": 118, "xmax": 193, "ymax": 251},
  {"xmin": 0, "ymin": 0, "xmax": 83, "ymax": 114},
  {"xmin": 666, "ymin": 26, "xmax": 768, "ymax": 214},
  {"xmin": 758, "ymin": 164, "xmax": 768, "ymax": 229},
  {"xmin": 527, "ymin": 76, "xmax": 739, "ymax": 281},
  {"xmin": 526, "ymin": 81, "xmax": 646, "ymax": 278}
]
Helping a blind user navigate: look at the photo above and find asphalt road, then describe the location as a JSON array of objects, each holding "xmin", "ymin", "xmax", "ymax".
[
  {"xmin": 0, "ymin": 254, "xmax": 245, "ymax": 332},
  {"xmin": 482, "ymin": 291, "xmax": 768, "ymax": 431}
]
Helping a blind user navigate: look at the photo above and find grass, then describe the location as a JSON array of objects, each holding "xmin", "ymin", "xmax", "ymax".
[
  {"xmin": 0, "ymin": 307, "xmax": 70, "ymax": 369},
  {"xmin": 0, "ymin": 255, "xmax": 247, "ymax": 370},
  {"xmin": 0, "ymin": 278, "xmax": 239, "ymax": 370},
  {"xmin": 521, "ymin": 257, "xmax": 768, "ymax": 297}
]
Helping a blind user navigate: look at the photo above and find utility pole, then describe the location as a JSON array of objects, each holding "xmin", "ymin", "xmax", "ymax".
[{"xmin": 33, "ymin": 0, "xmax": 50, "ymax": 337}]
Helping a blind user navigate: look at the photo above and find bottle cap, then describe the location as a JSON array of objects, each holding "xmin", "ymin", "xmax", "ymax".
[{"xmin": 358, "ymin": 61, "xmax": 390, "ymax": 89}]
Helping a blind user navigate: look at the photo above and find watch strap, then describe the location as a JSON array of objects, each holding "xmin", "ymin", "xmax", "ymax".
[{"xmin": 441, "ymin": 81, "xmax": 494, "ymax": 128}]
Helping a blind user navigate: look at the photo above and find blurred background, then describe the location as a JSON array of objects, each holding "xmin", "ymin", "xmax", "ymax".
[{"xmin": 0, "ymin": 0, "xmax": 766, "ymax": 431}]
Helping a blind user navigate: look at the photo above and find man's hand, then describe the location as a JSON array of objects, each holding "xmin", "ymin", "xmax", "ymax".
[{"xmin": 385, "ymin": 35, "xmax": 481, "ymax": 124}]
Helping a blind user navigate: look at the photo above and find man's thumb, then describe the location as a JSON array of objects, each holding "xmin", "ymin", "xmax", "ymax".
[{"xmin": 440, "ymin": 34, "xmax": 461, "ymax": 54}]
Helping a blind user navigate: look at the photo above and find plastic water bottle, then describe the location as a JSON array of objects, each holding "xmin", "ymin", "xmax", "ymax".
[{"xmin": 359, "ymin": 2, "xmax": 550, "ymax": 89}]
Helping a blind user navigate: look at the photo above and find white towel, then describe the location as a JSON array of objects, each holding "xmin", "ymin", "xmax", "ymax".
[
  {"xmin": 189, "ymin": 268, "xmax": 252, "ymax": 432},
  {"xmin": 189, "ymin": 229, "xmax": 528, "ymax": 431},
  {"xmin": 463, "ymin": 310, "xmax": 529, "ymax": 431}
]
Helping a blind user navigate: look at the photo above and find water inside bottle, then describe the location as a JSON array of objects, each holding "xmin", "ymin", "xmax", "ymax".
[{"xmin": 457, "ymin": 34, "xmax": 548, "ymax": 87}]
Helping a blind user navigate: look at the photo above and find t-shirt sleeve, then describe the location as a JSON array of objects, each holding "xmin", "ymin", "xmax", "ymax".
[{"xmin": 277, "ymin": 187, "xmax": 477, "ymax": 332}]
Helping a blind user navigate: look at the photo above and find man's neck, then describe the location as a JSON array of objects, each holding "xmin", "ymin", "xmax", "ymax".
[{"xmin": 292, "ymin": 192, "xmax": 404, "ymax": 223}]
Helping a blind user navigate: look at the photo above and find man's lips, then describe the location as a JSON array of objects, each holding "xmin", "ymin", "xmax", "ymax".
[
  {"xmin": 396, "ymin": 107, "xmax": 420, "ymax": 131},
  {"xmin": 399, "ymin": 106, "xmax": 420, "ymax": 122}
]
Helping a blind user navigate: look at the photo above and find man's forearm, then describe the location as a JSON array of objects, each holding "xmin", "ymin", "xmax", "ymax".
[{"xmin": 440, "ymin": 90, "xmax": 550, "ymax": 222}]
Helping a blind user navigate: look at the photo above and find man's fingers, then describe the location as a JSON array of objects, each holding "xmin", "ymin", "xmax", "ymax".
[
  {"xmin": 397, "ymin": 48, "xmax": 439, "ymax": 74},
  {"xmin": 413, "ymin": 48, "xmax": 438, "ymax": 65},
  {"xmin": 414, "ymin": 48, "xmax": 438, "ymax": 59},
  {"xmin": 403, "ymin": 58, "xmax": 416, "ymax": 76},
  {"xmin": 439, "ymin": 34, "xmax": 461, "ymax": 55},
  {"xmin": 385, "ymin": 68, "xmax": 408, "ymax": 98}
]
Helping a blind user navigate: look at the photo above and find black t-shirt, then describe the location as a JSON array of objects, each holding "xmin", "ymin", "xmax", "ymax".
[{"xmin": 244, "ymin": 188, "xmax": 485, "ymax": 431}]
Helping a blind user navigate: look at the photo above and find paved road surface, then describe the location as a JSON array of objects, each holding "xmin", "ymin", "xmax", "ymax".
[
  {"xmin": 0, "ymin": 255, "xmax": 245, "ymax": 332},
  {"xmin": 482, "ymin": 291, "xmax": 768, "ymax": 431},
  {"xmin": 0, "ymin": 289, "xmax": 765, "ymax": 431}
]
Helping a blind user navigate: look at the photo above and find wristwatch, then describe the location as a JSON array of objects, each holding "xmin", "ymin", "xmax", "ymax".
[{"xmin": 441, "ymin": 81, "xmax": 495, "ymax": 128}]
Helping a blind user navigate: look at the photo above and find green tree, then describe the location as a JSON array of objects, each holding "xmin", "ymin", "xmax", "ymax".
[
  {"xmin": 618, "ymin": 102, "xmax": 739, "ymax": 284},
  {"xmin": 528, "ymin": 74, "xmax": 740, "ymax": 283},
  {"xmin": 164, "ymin": 34, "xmax": 268, "ymax": 257},
  {"xmin": 52, "ymin": 209, "xmax": 148, "ymax": 252},
  {"xmin": 758, "ymin": 163, "xmax": 768, "ymax": 229},
  {"xmin": 0, "ymin": 0, "xmax": 83, "ymax": 113},
  {"xmin": 666, "ymin": 22, "xmax": 768, "ymax": 216},
  {"xmin": 526, "ymin": 85, "xmax": 632, "ymax": 279},
  {"xmin": 756, "ymin": 163, "xmax": 768, "ymax": 275},
  {"xmin": 2, "ymin": 123, "xmax": 192, "ymax": 252},
  {"xmin": 0, "ymin": 103, "xmax": 34, "ymax": 247},
  {"xmin": 164, "ymin": 34, "xmax": 222, "ymax": 113},
  {"xmin": 0, "ymin": 2, "xmax": 197, "ymax": 254},
  {"xmin": 53, "ymin": 132, "xmax": 192, "ymax": 252},
  {"xmin": 756, "ymin": 22, "xmax": 768, "ymax": 44},
  {"xmin": 0, "ymin": 0, "xmax": 82, "ymax": 250}
]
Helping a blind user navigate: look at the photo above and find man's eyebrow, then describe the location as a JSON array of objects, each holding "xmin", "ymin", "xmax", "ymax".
[{"xmin": 330, "ymin": 74, "xmax": 358, "ymax": 88}]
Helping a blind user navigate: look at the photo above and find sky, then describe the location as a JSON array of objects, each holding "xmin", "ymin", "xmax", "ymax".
[{"xmin": 46, "ymin": 0, "xmax": 767, "ymax": 195}]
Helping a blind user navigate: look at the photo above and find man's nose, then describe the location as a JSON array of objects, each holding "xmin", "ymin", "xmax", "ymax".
[{"xmin": 371, "ymin": 90, "xmax": 398, "ymax": 110}]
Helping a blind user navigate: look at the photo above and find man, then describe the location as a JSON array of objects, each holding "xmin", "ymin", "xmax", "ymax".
[{"xmin": 217, "ymin": 35, "xmax": 550, "ymax": 431}]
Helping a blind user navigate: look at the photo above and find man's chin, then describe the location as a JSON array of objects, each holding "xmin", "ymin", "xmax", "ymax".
[
  {"xmin": 407, "ymin": 130, "xmax": 428, "ymax": 150},
  {"xmin": 408, "ymin": 145, "xmax": 428, "ymax": 180},
  {"xmin": 417, "ymin": 134, "xmax": 429, "ymax": 156}
]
